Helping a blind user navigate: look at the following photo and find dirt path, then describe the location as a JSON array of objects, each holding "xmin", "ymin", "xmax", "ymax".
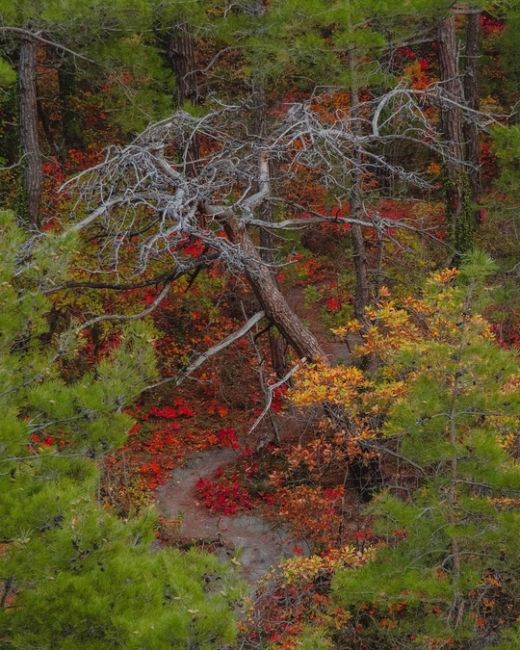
[
  {"xmin": 156, "ymin": 448, "xmax": 309, "ymax": 585},
  {"xmin": 285, "ymin": 285, "xmax": 352, "ymax": 364}
]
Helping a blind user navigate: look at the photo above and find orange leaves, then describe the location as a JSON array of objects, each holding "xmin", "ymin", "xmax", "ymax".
[
  {"xmin": 270, "ymin": 485, "xmax": 345, "ymax": 550},
  {"xmin": 285, "ymin": 434, "xmax": 347, "ymax": 482},
  {"xmin": 429, "ymin": 268, "xmax": 459, "ymax": 285},
  {"xmin": 208, "ymin": 400, "xmax": 229, "ymax": 418},
  {"xmin": 402, "ymin": 61, "xmax": 435, "ymax": 90},
  {"xmin": 427, "ymin": 161, "xmax": 442, "ymax": 177}
]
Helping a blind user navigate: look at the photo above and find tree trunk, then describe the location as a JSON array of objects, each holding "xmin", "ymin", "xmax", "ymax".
[
  {"xmin": 169, "ymin": 20, "xmax": 200, "ymax": 172},
  {"xmin": 252, "ymin": 69, "xmax": 288, "ymax": 377},
  {"xmin": 438, "ymin": 13, "xmax": 472, "ymax": 258},
  {"xmin": 224, "ymin": 217, "xmax": 327, "ymax": 362},
  {"xmin": 18, "ymin": 36, "xmax": 42, "ymax": 229},
  {"xmin": 349, "ymin": 48, "xmax": 370, "ymax": 326},
  {"xmin": 259, "ymin": 218, "xmax": 288, "ymax": 377},
  {"xmin": 463, "ymin": 7, "xmax": 481, "ymax": 212},
  {"xmin": 169, "ymin": 21, "xmax": 198, "ymax": 106}
]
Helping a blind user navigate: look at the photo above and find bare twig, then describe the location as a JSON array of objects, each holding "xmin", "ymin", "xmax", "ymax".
[{"xmin": 249, "ymin": 360, "xmax": 306, "ymax": 435}]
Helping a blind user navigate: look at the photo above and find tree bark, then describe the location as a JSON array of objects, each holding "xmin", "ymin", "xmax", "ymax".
[
  {"xmin": 259, "ymin": 209, "xmax": 288, "ymax": 377},
  {"xmin": 463, "ymin": 7, "xmax": 481, "ymax": 211},
  {"xmin": 224, "ymin": 217, "xmax": 328, "ymax": 362},
  {"xmin": 18, "ymin": 36, "xmax": 42, "ymax": 229},
  {"xmin": 169, "ymin": 21, "xmax": 198, "ymax": 107},
  {"xmin": 438, "ymin": 13, "xmax": 472, "ymax": 257},
  {"xmin": 169, "ymin": 20, "xmax": 200, "ymax": 174}
]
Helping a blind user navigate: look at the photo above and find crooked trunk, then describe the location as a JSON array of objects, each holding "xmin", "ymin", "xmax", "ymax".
[
  {"xmin": 18, "ymin": 36, "xmax": 42, "ymax": 229},
  {"xmin": 225, "ymin": 218, "xmax": 327, "ymax": 363},
  {"xmin": 259, "ymin": 202, "xmax": 288, "ymax": 377},
  {"xmin": 438, "ymin": 14, "xmax": 472, "ymax": 257}
]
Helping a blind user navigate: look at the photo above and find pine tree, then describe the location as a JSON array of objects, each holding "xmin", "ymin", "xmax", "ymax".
[
  {"xmin": 329, "ymin": 253, "xmax": 520, "ymax": 648},
  {"xmin": 0, "ymin": 0, "xmax": 174, "ymax": 225},
  {"xmin": 0, "ymin": 210, "xmax": 240, "ymax": 649}
]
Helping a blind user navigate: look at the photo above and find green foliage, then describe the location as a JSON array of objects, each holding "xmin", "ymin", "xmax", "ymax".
[
  {"xmin": 332, "ymin": 253, "xmax": 520, "ymax": 648},
  {"xmin": 181, "ymin": 0, "xmax": 452, "ymax": 93},
  {"xmin": 0, "ymin": 0, "xmax": 174, "ymax": 139},
  {"xmin": 492, "ymin": 124, "xmax": 520, "ymax": 199},
  {"xmin": 295, "ymin": 627, "xmax": 333, "ymax": 650},
  {"xmin": 490, "ymin": 624, "xmax": 520, "ymax": 650},
  {"xmin": 0, "ymin": 211, "xmax": 240, "ymax": 649},
  {"xmin": 498, "ymin": 3, "xmax": 520, "ymax": 95},
  {"xmin": 94, "ymin": 35, "xmax": 173, "ymax": 133},
  {"xmin": 0, "ymin": 57, "xmax": 15, "ymax": 85}
]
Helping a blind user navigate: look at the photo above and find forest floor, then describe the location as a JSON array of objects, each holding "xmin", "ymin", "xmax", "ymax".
[
  {"xmin": 156, "ymin": 447, "xmax": 310, "ymax": 585},
  {"xmin": 153, "ymin": 280, "xmax": 356, "ymax": 587}
]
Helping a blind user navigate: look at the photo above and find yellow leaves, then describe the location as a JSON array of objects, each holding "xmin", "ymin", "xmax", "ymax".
[
  {"xmin": 368, "ymin": 381, "xmax": 407, "ymax": 411},
  {"xmin": 469, "ymin": 314, "xmax": 495, "ymax": 340},
  {"xmin": 291, "ymin": 364, "xmax": 369, "ymax": 407},
  {"xmin": 355, "ymin": 302, "xmax": 421, "ymax": 360},
  {"xmin": 281, "ymin": 554, "xmax": 325, "ymax": 584},
  {"xmin": 291, "ymin": 266, "xmax": 500, "ymax": 453},
  {"xmin": 280, "ymin": 545, "xmax": 370, "ymax": 584},
  {"xmin": 402, "ymin": 294, "xmax": 433, "ymax": 316},
  {"xmin": 332, "ymin": 318, "xmax": 361, "ymax": 339}
]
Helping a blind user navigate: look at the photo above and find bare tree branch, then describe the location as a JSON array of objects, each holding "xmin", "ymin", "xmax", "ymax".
[
  {"xmin": 0, "ymin": 26, "xmax": 95, "ymax": 63},
  {"xmin": 144, "ymin": 310, "xmax": 266, "ymax": 391},
  {"xmin": 43, "ymin": 255, "xmax": 218, "ymax": 294},
  {"xmin": 76, "ymin": 283, "xmax": 170, "ymax": 332}
]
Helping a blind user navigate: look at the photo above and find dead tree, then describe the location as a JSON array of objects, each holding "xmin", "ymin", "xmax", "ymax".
[
  {"xmin": 348, "ymin": 45, "xmax": 371, "ymax": 328},
  {"xmin": 224, "ymin": 214, "xmax": 326, "ymax": 360},
  {"xmin": 61, "ymin": 86, "xmax": 491, "ymax": 365}
]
